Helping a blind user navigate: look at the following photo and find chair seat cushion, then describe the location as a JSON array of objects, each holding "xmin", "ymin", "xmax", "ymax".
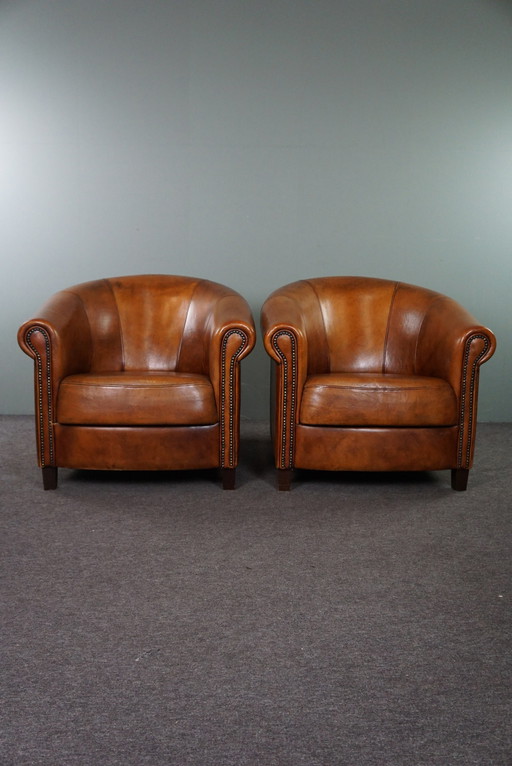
[
  {"xmin": 57, "ymin": 371, "xmax": 218, "ymax": 426},
  {"xmin": 300, "ymin": 372, "xmax": 458, "ymax": 427}
]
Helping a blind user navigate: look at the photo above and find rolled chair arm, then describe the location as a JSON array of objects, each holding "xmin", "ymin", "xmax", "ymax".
[
  {"xmin": 261, "ymin": 295, "xmax": 310, "ymax": 469},
  {"xmin": 416, "ymin": 296, "xmax": 495, "ymax": 381},
  {"xmin": 208, "ymin": 295, "xmax": 256, "ymax": 468},
  {"xmin": 17, "ymin": 291, "xmax": 93, "ymax": 467},
  {"xmin": 417, "ymin": 296, "xmax": 496, "ymax": 468},
  {"xmin": 18, "ymin": 291, "xmax": 93, "ymax": 375}
]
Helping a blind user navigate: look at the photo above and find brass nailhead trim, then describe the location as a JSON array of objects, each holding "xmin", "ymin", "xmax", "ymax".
[
  {"xmin": 272, "ymin": 330, "xmax": 297, "ymax": 469},
  {"xmin": 457, "ymin": 334, "xmax": 490, "ymax": 468},
  {"xmin": 220, "ymin": 329, "xmax": 248, "ymax": 468},
  {"xmin": 25, "ymin": 327, "xmax": 54, "ymax": 467}
]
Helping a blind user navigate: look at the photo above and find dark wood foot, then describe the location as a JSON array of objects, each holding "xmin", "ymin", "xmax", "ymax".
[
  {"xmin": 278, "ymin": 468, "xmax": 293, "ymax": 491},
  {"xmin": 42, "ymin": 466, "xmax": 58, "ymax": 490},
  {"xmin": 221, "ymin": 468, "xmax": 236, "ymax": 490},
  {"xmin": 451, "ymin": 468, "xmax": 469, "ymax": 491}
]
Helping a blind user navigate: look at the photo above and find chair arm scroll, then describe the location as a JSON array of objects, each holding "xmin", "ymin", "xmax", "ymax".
[
  {"xmin": 219, "ymin": 328, "xmax": 251, "ymax": 467},
  {"xmin": 416, "ymin": 296, "xmax": 496, "ymax": 469},
  {"xmin": 17, "ymin": 291, "xmax": 93, "ymax": 467},
  {"xmin": 269, "ymin": 328, "xmax": 300, "ymax": 469},
  {"xmin": 19, "ymin": 324, "xmax": 55, "ymax": 467},
  {"xmin": 207, "ymin": 294, "xmax": 256, "ymax": 468},
  {"xmin": 261, "ymin": 295, "xmax": 310, "ymax": 470},
  {"xmin": 457, "ymin": 330, "xmax": 496, "ymax": 468}
]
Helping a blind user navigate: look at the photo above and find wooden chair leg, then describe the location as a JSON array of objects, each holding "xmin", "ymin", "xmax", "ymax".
[
  {"xmin": 278, "ymin": 468, "xmax": 293, "ymax": 491},
  {"xmin": 451, "ymin": 468, "xmax": 469, "ymax": 491},
  {"xmin": 221, "ymin": 468, "xmax": 236, "ymax": 490},
  {"xmin": 42, "ymin": 466, "xmax": 58, "ymax": 490}
]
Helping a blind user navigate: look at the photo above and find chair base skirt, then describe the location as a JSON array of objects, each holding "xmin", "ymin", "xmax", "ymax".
[
  {"xmin": 53, "ymin": 423, "xmax": 221, "ymax": 471},
  {"xmin": 293, "ymin": 425, "xmax": 462, "ymax": 472}
]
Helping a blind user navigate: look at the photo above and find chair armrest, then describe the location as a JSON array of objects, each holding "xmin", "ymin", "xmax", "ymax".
[
  {"xmin": 416, "ymin": 296, "xmax": 496, "ymax": 387},
  {"xmin": 17, "ymin": 290, "xmax": 93, "ymax": 467},
  {"xmin": 18, "ymin": 290, "xmax": 93, "ymax": 376},
  {"xmin": 417, "ymin": 296, "xmax": 496, "ymax": 468},
  {"xmin": 207, "ymin": 294, "xmax": 256, "ymax": 468},
  {"xmin": 260, "ymin": 294, "xmax": 308, "ymax": 360},
  {"xmin": 261, "ymin": 294, "xmax": 311, "ymax": 469}
]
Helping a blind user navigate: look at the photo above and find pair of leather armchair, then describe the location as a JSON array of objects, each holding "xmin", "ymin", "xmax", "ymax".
[{"xmin": 18, "ymin": 275, "xmax": 496, "ymax": 492}]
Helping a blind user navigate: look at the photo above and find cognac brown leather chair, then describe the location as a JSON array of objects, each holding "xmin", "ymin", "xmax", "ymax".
[
  {"xmin": 18, "ymin": 275, "xmax": 256, "ymax": 490},
  {"xmin": 261, "ymin": 277, "xmax": 496, "ymax": 491}
]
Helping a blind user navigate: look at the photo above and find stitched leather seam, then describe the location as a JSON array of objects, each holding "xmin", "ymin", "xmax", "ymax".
[
  {"xmin": 305, "ymin": 384, "xmax": 444, "ymax": 392},
  {"xmin": 62, "ymin": 289, "xmax": 94, "ymax": 370},
  {"xmin": 272, "ymin": 330, "xmax": 297, "ymax": 469},
  {"xmin": 63, "ymin": 382, "xmax": 211, "ymax": 389},
  {"xmin": 415, "ymin": 294, "xmax": 444, "ymax": 376},
  {"xmin": 25, "ymin": 327, "xmax": 54, "ymax": 467},
  {"xmin": 304, "ymin": 279, "xmax": 330, "ymax": 373},
  {"xmin": 176, "ymin": 278, "xmax": 201, "ymax": 371},
  {"xmin": 383, "ymin": 282, "xmax": 400, "ymax": 374},
  {"xmin": 220, "ymin": 329, "xmax": 248, "ymax": 468},
  {"xmin": 107, "ymin": 279, "xmax": 125, "ymax": 371},
  {"xmin": 457, "ymin": 334, "xmax": 490, "ymax": 467}
]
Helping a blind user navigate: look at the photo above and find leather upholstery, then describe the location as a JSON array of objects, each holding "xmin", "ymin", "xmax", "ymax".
[
  {"xmin": 300, "ymin": 372, "xmax": 458, "ymax": 427},
  {"xmin": 261, "ymin": 276, "xmax": 496, "ymax": 489},
  {"xmin": 57, "ymin": 372, "xmax": 217, "ymax": 426},
  {"xmin": 18, "ymin": 275, "xmax": 256, "ymax": 486}
]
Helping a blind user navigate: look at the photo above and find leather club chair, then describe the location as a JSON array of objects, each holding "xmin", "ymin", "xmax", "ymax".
[
  {"xmin": 261, "ymin": 276, "xmax": 496, "ymax": 491},
  {"xmin": 18, "ymin": 275, "xmax": 256, "ymax": 490}
]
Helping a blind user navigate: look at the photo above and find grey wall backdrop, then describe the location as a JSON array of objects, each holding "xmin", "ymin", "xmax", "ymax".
[{"xmin": 1, "ymin": 0, "xmax": 511, "ymax": 421}]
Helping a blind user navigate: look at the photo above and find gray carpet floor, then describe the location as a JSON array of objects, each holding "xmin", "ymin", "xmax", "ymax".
[{"xmin": 1, "ymin": 416, "xmax": 511, "ymax": 766}]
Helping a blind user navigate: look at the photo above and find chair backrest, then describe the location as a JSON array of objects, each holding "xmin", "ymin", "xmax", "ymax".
[
  {"xmin": 286, "ymin": 277, "xmax": 445, "ymax": 375},
  {"xmin": 59, "ymin": 275, "xmax": 234, "ymax": 373}
]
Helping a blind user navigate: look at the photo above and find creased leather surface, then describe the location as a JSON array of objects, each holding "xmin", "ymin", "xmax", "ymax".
[
  {"xmin": 57, "ymin": 371, "xmax": 217, "ymax": 426},
  {"xmin": 300, "ymin": 372, "xmax": 457, "ymax": 427}
]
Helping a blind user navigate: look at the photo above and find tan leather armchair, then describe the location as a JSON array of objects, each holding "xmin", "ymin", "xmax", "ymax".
[
  {"xmin": 261, "ymin": 277, "xmax": 496, "ymax": 491},
  {"xmin": 18, "ymin": 275, "xmax": 256, "ymax": 490}
]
